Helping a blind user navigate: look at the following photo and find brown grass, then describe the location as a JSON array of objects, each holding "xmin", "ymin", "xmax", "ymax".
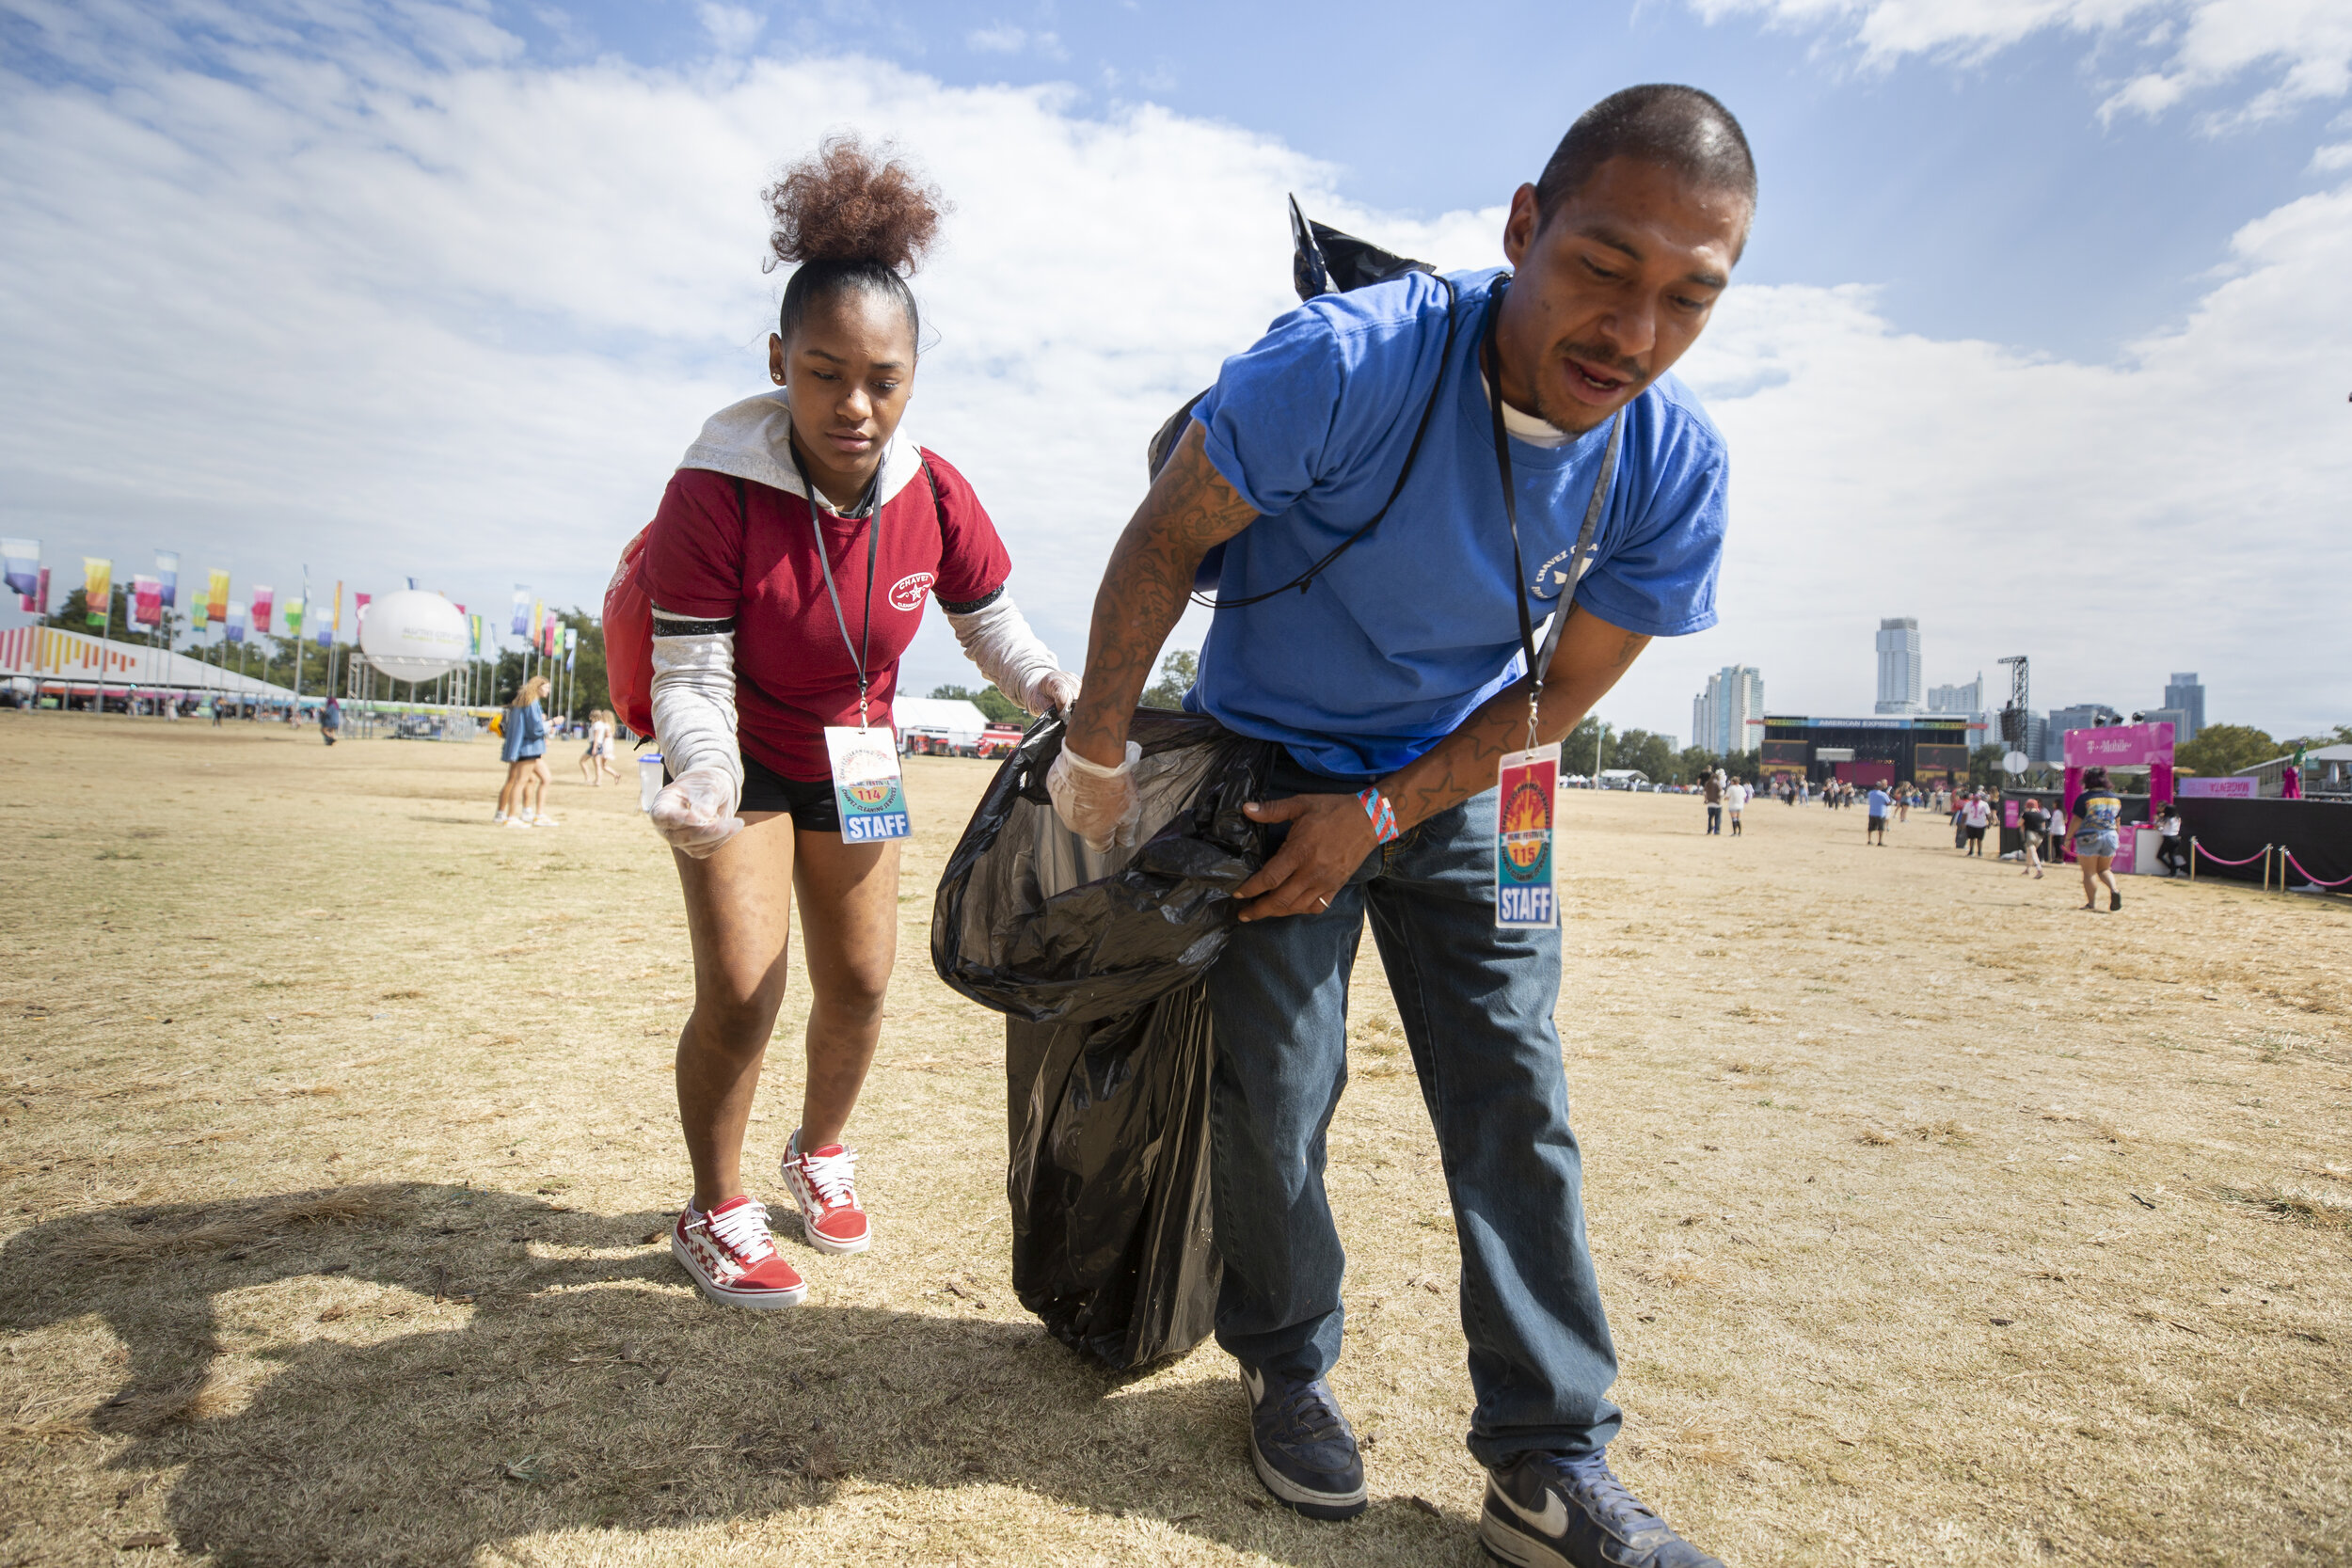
[{"xmin": 1, "ymin": 712, "xmax": 2348, "ymax": 1565}]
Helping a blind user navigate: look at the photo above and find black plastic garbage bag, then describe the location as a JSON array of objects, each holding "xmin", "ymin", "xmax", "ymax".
[
  {"xmin": 932, "ymin": 709, "xmax": 1279, "ymax": 1369},
  {"xmin": 1146, "ymin": 197, "xmax": 1434, "ymax": 479}
]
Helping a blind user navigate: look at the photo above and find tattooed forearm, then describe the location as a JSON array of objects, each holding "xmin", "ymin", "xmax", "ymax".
[
  {"xmin": 1380, "ymin": 605, "xmax": 1651, "ymax": 832},
  {"xmin": 1067, "ymin": 421, "xmax": 1260, "ymax": 766}
]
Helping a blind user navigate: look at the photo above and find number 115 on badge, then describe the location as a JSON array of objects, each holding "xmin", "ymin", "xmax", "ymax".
[{"xmin": 1496, "ymin": 742, "xmax": 1559, "ymax": 928}]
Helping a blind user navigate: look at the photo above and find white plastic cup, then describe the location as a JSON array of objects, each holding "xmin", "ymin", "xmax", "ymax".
[{"xmin": 639, "ymin": 752, "xmax": 665, "ymax": 813}]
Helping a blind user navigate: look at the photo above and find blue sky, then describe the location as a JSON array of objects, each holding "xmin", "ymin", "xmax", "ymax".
[
  {"xmin": 525, "ymin": 0, "xmax": 2348, "ymax": 359},
  {"xmin": 2, "ymin": 0, "xmax": 2346, "ymax": 738}
]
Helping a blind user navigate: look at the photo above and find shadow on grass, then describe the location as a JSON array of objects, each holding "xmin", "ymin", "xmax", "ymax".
[{"xmin": 0, "ymin": 1184, "xmax": 1464, "ymax": 1565}]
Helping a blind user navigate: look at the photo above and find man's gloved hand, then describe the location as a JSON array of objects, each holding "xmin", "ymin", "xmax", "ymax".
[
  {"xmin": 1046, "ymin": 739, "xmax": 1142, "ymax": 852},
  {"xmin": 649, "ymin": 767, "xmax": 744, "ymax": 859},
  {"xmin": 1025, "ymin": 669, "xmax": 1082, "ymax": 717}
]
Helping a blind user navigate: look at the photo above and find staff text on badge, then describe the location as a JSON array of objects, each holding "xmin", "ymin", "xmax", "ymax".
[{"xmin": 1495, "ymin": 742, "xmax": 1560, "ymax": 928}]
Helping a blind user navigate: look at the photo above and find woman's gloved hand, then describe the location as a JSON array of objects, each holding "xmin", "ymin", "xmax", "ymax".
[
  {"xmin": 650, "ymin": 767, "xmax": 744, "ymax": 859},
  {"xmin": 1046, "ymin": 739, "xmax": 1142, "ymax": 852},
  {"xmin": 1025, "ymin": 669, "xmax": 1082, "ymax": 717}
]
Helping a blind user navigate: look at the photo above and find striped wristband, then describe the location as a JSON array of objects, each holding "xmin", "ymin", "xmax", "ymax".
[{"xmin": 1358, "ymin": 786, "xmax": 1399, "ymax": 844}]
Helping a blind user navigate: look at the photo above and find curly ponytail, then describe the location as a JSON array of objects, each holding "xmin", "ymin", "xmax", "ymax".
[{"xmin": 764, "ymin": 135, "xmax": 947, "ymax": 346}]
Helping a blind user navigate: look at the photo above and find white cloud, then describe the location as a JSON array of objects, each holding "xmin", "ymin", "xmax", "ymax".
[
  {"xmin": 965, "ymin": 24, "xmax": 1066, "ymax": 60},
  {"xmin": 697, "ymin": 3, "xmax": 764, "ymax": 55},
  {"xmin": 0, "ymin": 0, "xmax": 2344, "ymax": 736},
  {"xmin": 1689, "ymin": 0, "xmax": 2352, "ymax": 124}
]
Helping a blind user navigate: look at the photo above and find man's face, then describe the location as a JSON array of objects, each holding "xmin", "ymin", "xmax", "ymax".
[{"xmin": 1496, "ymin": 156, "xmax": 1751, "ymax": 434}]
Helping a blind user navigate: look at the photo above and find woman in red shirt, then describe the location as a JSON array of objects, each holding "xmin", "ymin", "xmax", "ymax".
[{"xmin": 644, "ymin": 139, "xmax": 1075, "ymax": 1309}]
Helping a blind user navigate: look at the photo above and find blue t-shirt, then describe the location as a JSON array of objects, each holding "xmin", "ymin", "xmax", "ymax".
[
  {"xmin": 1184, "ymin": 267, "xmax": 1727, "ymax": 779},
  {"xmin": 1867, "ymin": 788, "xmax": 1889, "ymax": 815}
]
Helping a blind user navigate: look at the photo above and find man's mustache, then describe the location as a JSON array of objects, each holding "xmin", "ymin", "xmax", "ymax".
[{"xmin": 1560, "ymin": 341, "xmax": 1648, "ymax": 383}]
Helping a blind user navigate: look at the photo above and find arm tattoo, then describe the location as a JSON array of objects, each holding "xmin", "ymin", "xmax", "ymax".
[{"xmin": 1067, "ymin": 422, "xmax": 1257, "ymax": 760}]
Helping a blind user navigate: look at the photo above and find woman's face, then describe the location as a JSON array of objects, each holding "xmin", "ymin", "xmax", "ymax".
[{"xmin": 769, "ymin": 287, "xmax": 917, "ymax": 503}]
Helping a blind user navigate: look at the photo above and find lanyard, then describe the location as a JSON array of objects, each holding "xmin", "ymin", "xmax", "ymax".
[
  {"xmin": 1482, "ymin": 276, "xmax": 1624, "ymax": 751},
  {"xmin": 788, "ymin": 436, "xmax": 884, "ymax": 731}
]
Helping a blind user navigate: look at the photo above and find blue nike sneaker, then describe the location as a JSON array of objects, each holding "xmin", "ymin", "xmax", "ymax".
[
  {"xmin": 1481, "ymin": 1450, "xmax": 1722, "ymax": 1568},
  {"xmin": 1237, "ymin": 1363, "xmax": 1368, "ymax": 1520}
]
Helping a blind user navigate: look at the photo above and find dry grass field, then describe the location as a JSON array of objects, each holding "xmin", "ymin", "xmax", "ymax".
[{"xmin": 1, "ymin": 709, "xmax": 2347, "ymax": 1567}]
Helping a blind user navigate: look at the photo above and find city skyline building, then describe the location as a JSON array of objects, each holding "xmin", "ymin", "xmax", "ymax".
[
  {"xmin": 1692, "ymin": 664, "xmax": 1766, "ymax": 757},
  {"xmin": 1875, "ymin": 618, "xmax": 1922, "ymax": 714},
  {"xmin": 2047, "ymin": 703, "xmax": 2123, "ymax": 760},
  {"xmin": 2163, "ymin": 673, "xmax": 2206, "ymax": 742}
]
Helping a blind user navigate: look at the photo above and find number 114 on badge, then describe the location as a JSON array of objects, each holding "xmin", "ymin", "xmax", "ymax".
[{"xmin": 1496, "ymin": 742, "xmax": 1560, "ymax": 928}]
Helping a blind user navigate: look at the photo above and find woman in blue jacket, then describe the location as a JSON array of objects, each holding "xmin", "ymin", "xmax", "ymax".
[{"xmin": 496, "ymin": 675, "xmax": 552, "ymax": 828}]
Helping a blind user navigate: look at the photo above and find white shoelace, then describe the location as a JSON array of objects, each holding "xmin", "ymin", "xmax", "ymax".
[
  {"xmin": 705, "ymin": 1198, "xmax": 777, "ymax": 1264},
  {"xmin": 799, "ymin": 1146, "xmax": 858, "ymax": 1208}
]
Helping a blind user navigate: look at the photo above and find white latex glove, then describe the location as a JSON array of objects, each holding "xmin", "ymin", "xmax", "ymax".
[
  {"xmin": 1028, "ymin": 669, "xmax": 1081, "ymax": 717},
  {"xmin": 650, "ymin": 767, "xmax": 744, "ymax": 859},
  {"xmin": 1046, "ymin": 739, "xmax": 1143, "ymax": 852}
]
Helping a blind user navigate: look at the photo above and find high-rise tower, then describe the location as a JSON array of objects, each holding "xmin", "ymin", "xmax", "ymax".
[{"xmin": 1874, "ymin": 618, "xmax": 1922, "ymax": 715}]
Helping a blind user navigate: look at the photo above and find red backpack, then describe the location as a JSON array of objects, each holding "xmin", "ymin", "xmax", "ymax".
[{"xmin": 603, "ymin": 520, "xmax": 658, "ymax": 737}]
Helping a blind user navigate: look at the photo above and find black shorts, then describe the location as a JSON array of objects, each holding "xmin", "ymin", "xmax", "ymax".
[
  {"xmin": 1867, "ymin": 815, "xmax": 1885, "ymax": 828},
  {"xmin": 1965, "ymin": 825, "xmax": 1986, "ymax": 840},
  {"xmin": 667, "ymin": 752, "xmax": 839, "ymax": 833}
]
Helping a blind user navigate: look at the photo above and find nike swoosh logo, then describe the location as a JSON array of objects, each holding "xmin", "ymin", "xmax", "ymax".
[
  {"xmin": 1490, "ymin": 1477, "xmax": 1566, "ymax": 1537},
  {"xmin": 1241, "ymin": 1367, "xmax": 1264, "ymax": 1404}
]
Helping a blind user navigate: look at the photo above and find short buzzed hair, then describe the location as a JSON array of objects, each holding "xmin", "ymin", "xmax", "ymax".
[{"xmin": 1535, "ymin": 85, "xmax": 1756, "ymax": 221}]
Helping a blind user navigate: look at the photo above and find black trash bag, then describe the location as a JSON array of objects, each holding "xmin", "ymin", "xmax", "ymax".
[
  {"xmin": 932, "ymin": 709, "xmax": 1279, "ymax": 1026},
  {"xmin": 1146, "ymin": 197, "xmax": 1434, "ymax": 480},
  {"xmin": 932, "ymin": 709, "xmax": 1280, "ymax": 1369}
]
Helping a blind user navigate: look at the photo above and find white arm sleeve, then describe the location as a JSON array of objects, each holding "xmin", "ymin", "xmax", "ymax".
[
  {"xmin": 946, "ymin": 591, "xmax": 1063, "ymax": 715},
  {"xmin": 649, "ymin": 623, "xmax": 742, "ymax": 806}
]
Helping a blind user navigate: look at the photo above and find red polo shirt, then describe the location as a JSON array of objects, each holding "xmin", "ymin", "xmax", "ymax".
[{"xmin": 644, "ymin": 451, "xmax": 1010, "ymax": 781}]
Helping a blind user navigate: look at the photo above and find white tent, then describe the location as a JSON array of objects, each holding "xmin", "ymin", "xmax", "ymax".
[
  {"xmin": 0, "ymin": 625, "xmax": 294, "ymax": 701},
  {"xmin": 893, "ymin": 696, "xmax": 990, "ymax": 752}
]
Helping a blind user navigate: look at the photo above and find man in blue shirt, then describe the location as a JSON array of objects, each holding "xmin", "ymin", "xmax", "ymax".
[
  {"xmin": 1052, "ymin": 86, "xmax": 1751, "ymax": 1568},
  {"xmin": 1867, "ymin": 785, "xmax": 1890, "ymax": 844}
]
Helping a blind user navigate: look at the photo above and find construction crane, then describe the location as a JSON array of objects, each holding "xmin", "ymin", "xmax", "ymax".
[{"xmin": 1997, "ymin": 655, "xmax": 2029, "ymax": 748}]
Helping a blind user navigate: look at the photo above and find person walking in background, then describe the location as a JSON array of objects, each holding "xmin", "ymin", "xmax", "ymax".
[
  {"xmin": 1724, "ymin": 776, "xmax": 1748, "ymax": 835},
  {"xmin": 2019, "ymin": 795, "xmax": 2048, "ymax": 879},
  {"xmin": 320, "ymin": 695, "xmax": 341, "ymax": 747},
  {"xmin": 1865, "ymin": 784, "xmax": 1888, "ymax": 845},
  {"xmin": 2153, "ymin": 800, "xmax": 2186, "ymax": 877},
  {"xmin": 1963, "ymin": 791, "xmax": 1992, "ymax": 856},
  {"xmin": 2069, "ymin": 766, "xmax": 2125, "ymax": 911},
  {"xmin": 1702, "ymin": 770, "xmax": 1723, "ymax": 834},
  {"xmin": 580, "ymin": 707, "xmax": 622, "ymax": 786},
  {"xmin": 1895, "ymin": 783, "xmax": 1910, "ymax": 823},
  {"xmin": 640, "ymin": 140, "xmax": 1076, "ymax": 1313},
  {"xmin": 495, "ymin": 674, "xmax": 551, "ymax": 829}
]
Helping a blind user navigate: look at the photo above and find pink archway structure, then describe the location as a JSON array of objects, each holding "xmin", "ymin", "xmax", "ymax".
[{"xmin": 2063, "ymin": 721, "xmax": 2175, "ymax": 821}]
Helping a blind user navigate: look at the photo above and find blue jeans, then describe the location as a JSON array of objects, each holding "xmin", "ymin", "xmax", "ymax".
[{"xmin": 1207, "ymin": 754, "xmax": 1621, "ymax": 1465}]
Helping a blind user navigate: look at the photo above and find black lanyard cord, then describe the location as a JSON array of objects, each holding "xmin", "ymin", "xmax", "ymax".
[
  {"xmin": 787, "ymin": 435, "xmax": 884, "ymax": 729},
  {"xmin": 1481, "ymin": 276, "xmax": 1624, "ymax": 749}
]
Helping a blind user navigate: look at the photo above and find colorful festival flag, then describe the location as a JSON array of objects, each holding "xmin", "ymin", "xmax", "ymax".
[
  {"xmin": 469, "ymin": 614, "xmax": 485, "ymax": 657},
  {"xmin": 251, "ymin": 585, "xmax": 275, "ymax": 635},
  {"xmin": 355, "ymin": 592, "xmax": 372, "ymax": 623},
  {"xmin": 332, "ymin": 580, "xmax": 343, "ymax": 633},
  {"xmin": 285, "ymin": 597, "xmax": 304, "ymax": 638},
  {"xmin": 563, "ymin": 625, "xmax": 578, "ymax": 672},
  {"xmin": 83, "ymin": 559, "xmax": 112, "ymax": 628},
  {"xmin": 132, "ymin": 576, "xmax": 162, "ymax": 629},
  {"xmin": 511, "ymin": 586, "xmax": 531, "ymax": 637},
  {"xmin": 1, "ymin": 538, "xmax": 36, "ymax": 600},
  {"xmin": 33, "ymin": 566, "xmax": 49, "ymax": 616},
  {"xmin": 227, "ymin": 611, "xmax": 246, "ymax": 644},
  {"xmin": 155, "ymin": 550, "xmax": 179, "ymax": 609},
  {"xmin": 206, "ymin": 569, "xmax": 230, "ymax": 624}
]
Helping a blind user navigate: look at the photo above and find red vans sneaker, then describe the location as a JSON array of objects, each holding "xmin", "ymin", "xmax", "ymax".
[
  {"xmin": 671, "ymin": 1196, "xmax": 807, "ymax": 1308},
  {"xmin": 781, "ymin": 1133, "xmax": 870, "ymax": 1255}
]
